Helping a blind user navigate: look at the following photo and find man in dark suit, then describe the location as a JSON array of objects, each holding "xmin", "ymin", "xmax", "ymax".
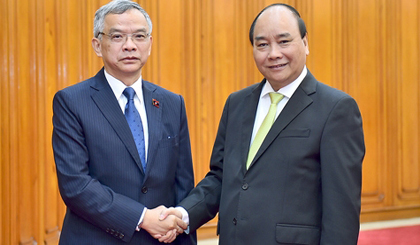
[
  {"xmin": 52, "ymin": 0, "xmax": 196, "ymax": 244},
  {"xmin": 162, "ymin": 3, "xmax": 365, "ymax": 245}
]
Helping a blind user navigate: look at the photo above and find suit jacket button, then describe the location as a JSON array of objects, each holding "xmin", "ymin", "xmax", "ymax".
[
  {"xmin": 242, "ymin": 183, "xmax": 248, "ymax": 190},
  {"xmin": 142, "ymin": 186, "xmax": 148, "ymax": 193},
  {"xmin": 233, "ymin": 218, "xmax": 237, "ymax": 225},
  {"xmin": 119, "ymin": 234, "xmax": 125, "ymax": 239}
]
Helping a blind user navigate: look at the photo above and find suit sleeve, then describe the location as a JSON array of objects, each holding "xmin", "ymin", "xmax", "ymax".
[
  {"xmin": 174, "ymin": 95, "xmax": 195, "ymax": 204},
  {"xmin": 173, "ymin": 95, "xmax": 197, "ymax": 245},
  {"xmin": 178, "ymin": 96, "xmax": 230, "ymax": 232},
  {"xmin": 319, "ymin": 96, "xmax": 365, "ymax": 244},
  {"xmin": 52, "ymin": 90, "xmax": 143, "ymax": 242}
]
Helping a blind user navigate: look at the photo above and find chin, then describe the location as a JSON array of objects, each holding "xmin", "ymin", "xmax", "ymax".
[{"xmin": 121, "ymin": 66, "xmax": 142, "ymax": 73}]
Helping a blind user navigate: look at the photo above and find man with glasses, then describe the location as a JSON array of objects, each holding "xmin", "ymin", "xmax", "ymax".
[{"xmin": 52, "ymin": 0, "xmax": 196, "ymax": 244}]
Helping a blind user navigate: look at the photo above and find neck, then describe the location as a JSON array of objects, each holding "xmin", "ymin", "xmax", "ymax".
[{"xmin": 106, "ymin": 70, "xmax": 141, "ymax": 86}]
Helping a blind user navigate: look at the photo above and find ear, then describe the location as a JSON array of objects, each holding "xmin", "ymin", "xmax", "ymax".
[
  {"xmin": 302, "ymin": 35, "xmax": 309, "ymax": 55},
  {"xmin": 92, "ymin": 38, "xmax": 102, "ymax": 57},
  {"xmin": 147, "ymin": 35, "xmax": 153, "ymax": 56}
]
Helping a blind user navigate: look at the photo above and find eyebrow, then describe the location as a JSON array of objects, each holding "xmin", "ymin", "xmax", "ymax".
[
  {"xmin": 254, "ymin": 33, "xmax": 292, "ymax": 41},
  {"xmin": 277, "ymin": 33, "xmax": 292, "ymax": 38},
  {"xmin": 108, "ymin": 27, "xmax": 148, "ymax": 33}
]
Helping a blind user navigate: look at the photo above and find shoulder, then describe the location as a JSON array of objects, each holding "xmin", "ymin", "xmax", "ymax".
[
  {"xmin": 299, "ymin": 72, "xmax": 360, "ymax": 112},
  {"xmin": 52, "ymin": 73, "xmax": 105, "ymax": 112},
  {"xmin": 141, "ymin": 81, "xmax": 188, "ymax": 116},
  {"xmin": 301, "ymin": 71, "xmax": 354, "ymax": 102},
  {"xmin": 143, "ymin": 80, "xmax": 181, "ymax": 98},
  {"xmin": 54, "ymin": 78, "xmax": 92, "ymax": 99},
  {"xmin": 228, "ymin": 82, "xmax": 261, "ymax": 102},
  {"xmin": 55, "ymin": 69, "xmax": 105, "ymax": 98},
  {"xmin": 316, "ymin": 82, "xmax": 350, "ymax": 99},
  {"xmin": 58, "ymin": 78, "xmax": 94, "ymax": 94},
  {"xmin": 307, "ymin": 82, "xmax": 362, "ymax": 119}
]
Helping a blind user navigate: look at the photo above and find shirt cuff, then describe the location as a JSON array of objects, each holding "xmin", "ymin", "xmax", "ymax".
[
  {"xmin": 136, "ymin": 207, "xmax": 147, "ymax": 231},
  {"xmin": 175, "ymin": 206, "xmax": 190, "ymax": 234}
]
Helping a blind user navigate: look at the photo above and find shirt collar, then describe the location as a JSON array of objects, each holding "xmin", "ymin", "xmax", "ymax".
[
  {"xmin": 261, "ymin": 65, "xmax": 307, "ymax": 99},
  {"xmin": 104, "ymin": 70, "xmax": 144, "ymax": 102}
]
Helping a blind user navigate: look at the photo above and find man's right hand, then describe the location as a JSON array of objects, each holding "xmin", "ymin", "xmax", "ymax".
[
  {"xmin": 159, "ymin": 207, "xmax": 183, "ymax": 222},
  {"xmin": 140, "ymin": 205, "xmax": 187, "ymax": 243}
]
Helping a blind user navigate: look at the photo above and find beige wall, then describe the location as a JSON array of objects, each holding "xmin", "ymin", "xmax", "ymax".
[{"xmin": 1, "ymin": 0, "xmax": 420, "ymax": 244}]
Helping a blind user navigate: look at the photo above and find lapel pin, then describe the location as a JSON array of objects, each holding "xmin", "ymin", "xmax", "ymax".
[{"xmin": 152, "ymin": 99, "xmax": 160, "ymax": 108}]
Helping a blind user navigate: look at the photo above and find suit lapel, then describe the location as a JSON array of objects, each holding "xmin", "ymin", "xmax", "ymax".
[
  {"xmin": 142, "ymin": 81, "xmax": 162, "ymax": 178},
  {"xmin": 89, "ymin": 69, "xmax": 145, "ymax": 173},
  {"xmin": 249, "ymin": 72, "xmax": 317, "ymax": 169}
]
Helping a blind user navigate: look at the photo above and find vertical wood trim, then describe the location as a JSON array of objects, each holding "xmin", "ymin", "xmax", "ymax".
[
  {"xmin": 8, "ymin": 0, "xmax": 19, "ymax": 243},
  {"xmin": 0, "ymin": 0, "xmax": 11, "ymax": 242}
]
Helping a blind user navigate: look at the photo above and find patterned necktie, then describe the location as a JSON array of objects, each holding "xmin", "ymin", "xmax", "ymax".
[
  {"xmin": 123, "ymin": 87, "xmax": 146, "ymax": 170},
  {"xmin": 246, "ymin": 92, "xmax": 284, "ymax": 169}
]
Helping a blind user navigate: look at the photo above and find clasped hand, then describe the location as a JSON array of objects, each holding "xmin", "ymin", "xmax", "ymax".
[{"xmin": 141, "ymin": 205, "xmax": 185, "ymax": 243}]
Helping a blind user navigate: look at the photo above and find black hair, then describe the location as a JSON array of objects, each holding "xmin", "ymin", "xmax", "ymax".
[{"xmin": 249, "ymin": 3, "xmax": 307, "ymax": 45}]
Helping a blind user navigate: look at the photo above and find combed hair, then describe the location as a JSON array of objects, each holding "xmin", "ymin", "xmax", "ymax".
[
  {"xmin": 93, "ymin": 0, "xmax": 152, "ymax": 38},
  {"xmin": 249, "ymin": 3, "xmax": 307, "ymax": 45}
]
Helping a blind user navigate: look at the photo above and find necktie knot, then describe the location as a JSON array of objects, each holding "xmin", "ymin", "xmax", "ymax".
[
  {"xmin": 269, "ymin": 92, "xmax": 284, "ymax": 105},
  {"xmin": 123, "ymin": 87, "xmax": 136, "ymax": 100}
]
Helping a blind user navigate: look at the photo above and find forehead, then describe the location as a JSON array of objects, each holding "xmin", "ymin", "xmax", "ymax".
[
  {"xmin": 103, "ymin": 9, "xmax": 148, "ymax": 31},
  {"xmin": 254, "ymin": 6, "xmax": 300, "ymax": 37}
]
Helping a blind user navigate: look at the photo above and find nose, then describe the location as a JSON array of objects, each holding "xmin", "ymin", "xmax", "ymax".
[
  {"xmin": 122, "ymin": 36, "xmax": 137, "ymax": 52},
  {"xmin": 268, "ymin": 44, "xmax": 283, "ymax": 60}
]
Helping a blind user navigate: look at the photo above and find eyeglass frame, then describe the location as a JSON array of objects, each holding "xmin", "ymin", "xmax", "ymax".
[{"xmin": 97, "ymin": 32, "xmax": 151, "ymax": 44}]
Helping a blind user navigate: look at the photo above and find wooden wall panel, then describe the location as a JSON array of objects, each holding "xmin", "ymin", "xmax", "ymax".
[
  {"xmin": 397, "ymin": 0, "xmax": 420, "ymax": 203},
  {"xmin": 356, "ymin": 0, "xmax": 387, "ymax": 208},
  {"xmin": 1, "ymin": 0, "xmax": 420, "ymax": 243}
]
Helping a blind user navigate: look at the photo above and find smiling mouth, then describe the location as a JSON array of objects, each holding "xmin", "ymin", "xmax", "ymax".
[{"xmin": 269, "ymin": 63, "xmax": 287, "ymax": 69}]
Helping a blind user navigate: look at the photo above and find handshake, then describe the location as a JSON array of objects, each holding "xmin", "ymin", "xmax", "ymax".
[{"xmin": 140, "ymin": 206, "xmax": 187, "ymax": 243}]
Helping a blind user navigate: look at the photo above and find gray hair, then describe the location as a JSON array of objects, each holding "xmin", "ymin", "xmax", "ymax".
[{"xmin": 93, "ymin": 0, "xmax": 153, "ymax": 38}]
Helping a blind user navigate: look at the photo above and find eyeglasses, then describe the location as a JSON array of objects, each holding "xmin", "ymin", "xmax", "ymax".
[{"xmin": 98, "ymin": 32, "xmax": 150, "ymax": 44}]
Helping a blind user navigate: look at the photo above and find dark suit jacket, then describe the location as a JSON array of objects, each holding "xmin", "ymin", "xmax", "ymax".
[
  {"xmin": 179, "ymin": 71, "xmax": 365, "ymax": 245},
  {"xmin": 52, "ymin": 68, "xmax": 196, "ymax": 245}
]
